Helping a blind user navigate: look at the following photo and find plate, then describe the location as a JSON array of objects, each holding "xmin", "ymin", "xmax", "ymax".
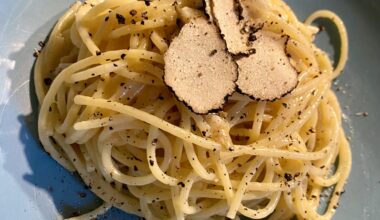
[{"xmin": 0, "ymin": 0, "xmax": 379, "ymax": 219}]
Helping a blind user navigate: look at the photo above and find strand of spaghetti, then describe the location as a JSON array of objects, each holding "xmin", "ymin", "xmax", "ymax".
[
  {"xmin": 226, "ymin": 157, "xmax": 265, "ymax": 218},
  {"xmin": 251, "ymin": 82, "xmax": 329, "ymax": 147},
  {"xmin": 74, "ymin": 95, "xmax": 221, "ymax": 150},
  {"xmin": 179, "ymin": 172, "xmax": 199, "ymax": 214},
  {"xmin": 65, "ymin": 203, "xmax": 111, "ymax": 220},
  {"xmin": 75, "ymin": 3, "xmax": 100, "ymax": 55},
  {"xmin": 188, "ymin": 200, "xmax": 228, "ymax": 220},
  {"xmin": 181, "ymin": 112, "xmax": 216, "ymax": 181},
  {"xmin": 69, "ymin": 60, "xmax": 127, "ymax": 82},
  {"xmin": 109, "ymin": 19, "xmax": 169, "ymax": 39},
  {"xmin": 239, "ymin": 192, "xmax": 281, "ymax": 219},
  {"xmin": 146, "ymin": 101, "xmax": 179, "ymax": 186},
  {"xmin": 150, "ymin": 31, "xmax": 169, "ymax": 53},
  {"xmin": 100, "ymin": 142, "xmax": 158, "ymax": 185},
  {"xmin": 83, "ymin": 0, "xmax": 136, "ymax": 20},
  {"xmin": 37, "ymin": 59, "xmax": 148, "ymax": 125},
  {"xmin": 34, "ymin": 2, "xmax": 80, "ymax": 102},
  {"xmin": 220, "ymin": 145, "xmax": 329, "ymax": 161},
  {"xmin": 305, "ymin": 130, "xmax": 352, "ymax": 220},
  {"xmin": 211, "ymin": 154, "xmax": 234, "ymax": 205},
  {"xmin": 305, "ymin": 10, "xmax": 348, "ymax": 78},
  {"xmin": 73, "ymin": 114, "xmax": 134, "ymax": 130},
  {"xmin": 115, "ymin": 69, "xmax": 164, "ymax": 86}
]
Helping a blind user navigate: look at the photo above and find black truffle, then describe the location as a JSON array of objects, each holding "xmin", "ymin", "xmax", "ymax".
[
  {"xmin": 211, "ymin": 0, "xmax": 257, "ymax": 55},
  {"xmin": 235, "ymin": 31, "xmax": 298, "ymax": 101},
  {"xmin": 164, "ymin": 18, "xmax": 237, "ymax": 114}
]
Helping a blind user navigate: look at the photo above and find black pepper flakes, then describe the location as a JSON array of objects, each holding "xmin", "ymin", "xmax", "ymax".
[
  {"xmin": 105, "ymin": 16, "xmax": 109, "ymax": 21},
  {"xmin": 96, "ymin": 50, "xmax": 101, "ymax": 56},
  {"xmin": 149, "ymin": 160, "xmax": 154, "ymax": 166},
  {"xmin": 177, "ymin": 182, "xmax": 185, "ymax": 187},
  {"xmin": 121, "ymin": 53, "xmax": 126, "ymax": 59},
  {"xmin": 129, "ymin": 9, "xmax": 137, "ymax": 16},
  {"xmin": 44, "ymin": 78, "xmax": 52, "ymax": 86},
  {"xmin": 116, "ymin": 13, "xmax": 126, "ymax": 24},
  {"xmin": 284, "ymin": 173, "xmax": 293, "ymax": 181},
  {"xmin": 191, "ymin": 124, "xmax": 196, "ymax": 131},
  {"xmin": 141, "ymin": 11, "xmax": 148, "ymax": 19},
  {"xmin": 144, "ymin": 0, "xmax": 151, "ymax": 6}
]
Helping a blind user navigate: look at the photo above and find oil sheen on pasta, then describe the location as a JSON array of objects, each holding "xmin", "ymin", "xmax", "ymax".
[{"xmin": 34, "ymin": 0, "xmax": 351, "ymax": 219}]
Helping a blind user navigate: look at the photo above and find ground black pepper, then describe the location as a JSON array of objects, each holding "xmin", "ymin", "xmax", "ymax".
[
  {"xmin": 144, "ymin": 0, "xmax": 151, "ymax": 6},
  {"xmin": 130, "ymin": 9, "xmax": 137, "ymax": 16},
  {"xmin": 284, "ymin": 173, "xmax": 293, "ymax": 181},
  {"xmin": 44, "ymin": 78, "xmax": 52, "ymax": 86},
  {"xmin": 116, "ymin": 13, "xmax": 126, "ymax": 24}
]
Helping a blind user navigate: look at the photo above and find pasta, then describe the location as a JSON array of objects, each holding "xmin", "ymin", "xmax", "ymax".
[{"xmin": 34, "ymin": 0, "xmax": 351, "ymax": 219}]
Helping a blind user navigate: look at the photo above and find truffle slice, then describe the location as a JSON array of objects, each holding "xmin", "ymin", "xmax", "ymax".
[
  {"xmin": 211, "ymin": 0, "xmax": 257, "ymax": 55},
  {"xmin": 164, "ymin": 18, "xmax": 237, "ymax": 114},
  {"xmin": 236, "ymin": 31, "xmax": 298, "ymax": 101}
]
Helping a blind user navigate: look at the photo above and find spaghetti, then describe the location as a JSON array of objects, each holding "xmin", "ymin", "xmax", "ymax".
[{"xmin": 34, "ymin": 0, "xmax": 351, "ymax": 219}]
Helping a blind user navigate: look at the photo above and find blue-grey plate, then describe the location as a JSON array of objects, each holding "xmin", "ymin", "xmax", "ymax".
[{"xmin": 0, "ymin": 0, "xmax": 379, "ymax": 219}]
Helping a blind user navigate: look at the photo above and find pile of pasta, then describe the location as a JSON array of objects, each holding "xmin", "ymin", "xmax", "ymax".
[{"xmin": 34, "ymin": 0, "xmax": 351, "ymax": 219}]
